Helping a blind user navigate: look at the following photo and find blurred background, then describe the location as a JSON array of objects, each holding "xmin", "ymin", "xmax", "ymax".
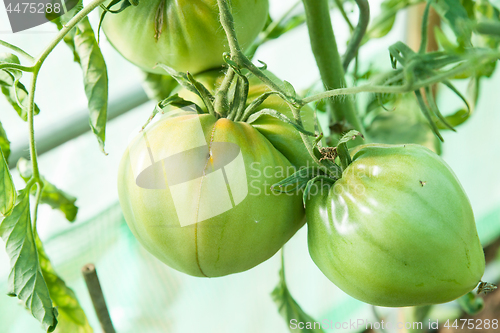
[{"xmin": 1, "ymin": 0, "xmax": 500, "ymax": 332}]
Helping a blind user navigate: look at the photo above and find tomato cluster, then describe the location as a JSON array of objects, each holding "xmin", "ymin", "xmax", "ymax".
[{"xmin": 113, "ymin": 0, "xmax": 485, "ymax": 307}]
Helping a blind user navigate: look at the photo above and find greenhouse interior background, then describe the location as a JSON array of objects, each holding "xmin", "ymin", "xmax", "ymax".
[{"xmin": 1, "ymin": 0, "xmax": 500, "ymax": 332}]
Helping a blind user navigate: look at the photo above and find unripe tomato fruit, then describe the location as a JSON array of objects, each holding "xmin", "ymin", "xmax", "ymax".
[
  {"xmin": 101, "ymin": 0, "xmax": 269, "ymax": 74},
  {"xmin": 118, "ymin": 112, "xmax": 305, "ymax": 277},
  {"xmin": 174, "ymin": 69, "xmax": 317, "ymax": 168},
  {"xmin": 307, "ymin": 144, "xmax": 485, "ymax": 307}
]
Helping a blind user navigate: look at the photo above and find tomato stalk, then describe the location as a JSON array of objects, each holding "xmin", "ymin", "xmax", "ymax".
[
  {"xmin": 216, "ymin": 0, "xmax": 326, "ymax": 169},
  {"xmin": 301, "ymin": 0, "xmax": 365, "ymax": 140},
  {"xmin": 214, "ymin": 67, "xmax": 235, "ymax": 117}
]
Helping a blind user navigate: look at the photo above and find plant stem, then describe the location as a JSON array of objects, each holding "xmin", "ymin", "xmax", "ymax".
[
  {"xmin": 343, "ymin": 0, "xmax": 370, "ymax": 71},
  {"xmin": 35, "ymin": 0, "xmax": 106, "ymax": 66},
  {"xmin": 216, "ymin": 0, "xmax": 293, "ymax": 100},
  {"xmin": 0, "ymin": 63, "xmax": 34, "ymax": 72},
  {"xmin": 302, "ymin": 0, "xmax": 365, "ymax": 136},
  {"xmin": 0, "ymin": 40, "xmax": 34, "ymax": 61},
  {"xmin": 27, "ymin": 70, "xmax": 41, "ymax": 180},
  {"xmin": 25, "ymin": 0, "xmax": 107, "ymax": 181},
  {"xmin": 214, "ymin": 67, "xmax": 235, "ymax": 117}
]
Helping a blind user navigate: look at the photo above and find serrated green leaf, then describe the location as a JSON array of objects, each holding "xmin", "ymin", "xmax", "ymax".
[
  {"xmin": 0, "ymin": 121, "xmax": 11, "ymax": 162},
  {"xmin": 272, "ymin": 259, "xmax": 325, "ymax": 333},
  {"xmin": 0, "ymin": 53, "xmax": 40, "ymax": 121},
  {"xmin": 430, "ymin": 0, "xmax": 472, "ymax": 47},
  {"xmin": 0, "ymin": 190, "xmax": 58, "ymax": 332},
  {"xmin": 457, "ymin": 292, "xmax": 484, "ymax": 315},
  {"xmin": 17, "ymin": 158, "xmax": 78, "ymax": 222},
  {"xmin": 36, "ymin": 236, "xmax": 93, "ymax": 333},
  {"xmin": 0, "ymin": 147, "xmax": 15, "ymax": 216}
]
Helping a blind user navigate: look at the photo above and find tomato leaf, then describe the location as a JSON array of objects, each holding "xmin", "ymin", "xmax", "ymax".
[
  {"xmin": 272, "ymin": 257, "xmax": 325, "ymax": 333},
  {"xmin": 430, "ymin": 0, "xmax": 472, "ymax": 47},
  {"xmin": 0, "ymin": 53, "xmax": 40, "ymax": 121},
  {"xmin": 36, "ymin": 235, "xmax": 93, "ymax": 333},
  {"xmin": 0, "ymin": 120, "xmax": 11, "ymax": 162},
  {"xmin": 156, "ymin": 64, "xmax": 200, "ymax": 97},
  {"xmin": 73, "ymin": 19, "xmax": 109, "ymax": 154},
  {"xmin": 283, "ymin": 81, "xmax": 297, "ymax": 99},
  {"xmin": 366, "ymin": 0, "xmax": 420, "ymax": 39},
  {"xmin": 457, "ymin": 291, "xmax": 484, "ymax": 315},
  {"xmin": 142, "ymin": 71, "xmax": 178, "ymax": 101},
  {"xmin": 0, "ymin": 147, "xmax": 15, "ymax": 216},
  {"xmin": 0, "ymin": 190, "xmax": 58, "ymax": 332},
  {"xmin": 50, "ymin": 7, "xmax": 109, "ymax": 154},
  {"xmin": 17, "ymin": 158, "xmax": 78, "ymax": 222},
  {"xmin": 246, "ymin": 2, "xmax": 307, "ymax": 58}
]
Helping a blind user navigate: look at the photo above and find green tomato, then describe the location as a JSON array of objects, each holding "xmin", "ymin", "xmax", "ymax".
[
  {"xmin": 306, "ymin": 144, "xmax": 485, "ymax": 307},
  {"xmin": 101, "ymin": 0, "xmax": 269, "ymax": 74},
  {"xmin": 118, "ymin": 112, "xmax": 305, "ymax": 277},
  {"xmin": 174, "ymin": 70, "xmax": 317, "ymax": 168}
]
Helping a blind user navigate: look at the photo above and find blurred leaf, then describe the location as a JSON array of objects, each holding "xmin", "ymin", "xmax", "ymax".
[
  {"xmin": 457, "ymin": 292, "xmax": 484, "ymax": 315},
  {"xmin": 0, "ymin": 53, "xmax": 40, "ymax": 121},
  {"xmin": 366, "ymin": 93, "xmax": 442, "ymax": 154},
  {"xmin": 430, "ymin": 0, "xmax": 472, "ymax": 47},
  {"xmin": 283, "ymin": 80, "xmax": 297, "ymax": 98},
  {"xmin": 0, "ymin": 147, "xmax": 15, "ymax": 216},
  {"xmin": 436, "ymin": 109, "xmax": 470, "ymax": 129},
  {"xmin": 0, "ymin": 121, "xmax": 11, "ymax": 162},
  {"xmin": 142, "ymin": 71, "xmax": 178, "ymax": 101},
  {"xmin": 36, "ymin": 235, "xmax": 93, "ymax": 333},
  {"xmin": 18, "ymin": 158, "xmax": 78, "ymax": 222},
  {"xmin": 272, "ymin": 256, "xmax": 325, "ymax": 333},
  {"xmin": 0, "ymin": 190, "xmax": 58, "ymax": 332},
  {"xmin": 246, "ymin": 1, "xmax": 307, "ymax": 57},
  {"xmin": 437, "ymin": 76, "xmax": 479, "ymax": 129},
  {"xmin": 366, "ymin": 0, "xmax": 423, "ymax": 39}
]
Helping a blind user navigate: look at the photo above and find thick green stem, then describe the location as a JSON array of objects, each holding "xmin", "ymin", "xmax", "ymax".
[
  {"xmin": 214, "ymin": 67, "xmax": 235, "ymax": 117},
  {"xmin": 216, "ymin": 0, "xmax": 294, "ymax": 101},
  {"xmin": 302, "ymin": 0, "xmax": 365, "ymax": 137},
  {"xmin": 343, "ymin": 0, "xmax": 370, "ymax": 71}
]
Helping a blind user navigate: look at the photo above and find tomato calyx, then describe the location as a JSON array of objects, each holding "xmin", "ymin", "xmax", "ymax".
[
  {"xmin": 272, "ymin": 130, "xmax": 364, "ymax": 206},
  {"xmin": 142, "ymin": 64, "xmax": 315, "ymax": 138}
]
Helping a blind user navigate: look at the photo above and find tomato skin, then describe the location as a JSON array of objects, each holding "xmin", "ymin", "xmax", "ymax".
[
  {"xmin": 306, "ymin": 144, "xmax": 485, "ymax": 307},
  {"xmin": 102, "ymin": 0, "xmax": 269, "ymax": 74},
  {"xmin": 174, "ymin": 70, "xmax": 317, "ymax": 168},
  {"xmin": 118, "ymin": 112, "xmax": 304, "ymax": 277}
]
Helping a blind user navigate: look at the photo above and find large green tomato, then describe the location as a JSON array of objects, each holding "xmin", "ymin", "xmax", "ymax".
[
  {"xmin": 174, "ymin": 70, "xmax": 317, "ymax": 168},
  {"xmin": 118, "ymin": 112, "xmax": 305, "ymax": 277},
  {"xmin": 101, "ymin": 0, "xmax": 269, "ymax": 74},
  {"xmin": 307, "ymin": 144, "xmax": 485, "ymax": 307}
]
